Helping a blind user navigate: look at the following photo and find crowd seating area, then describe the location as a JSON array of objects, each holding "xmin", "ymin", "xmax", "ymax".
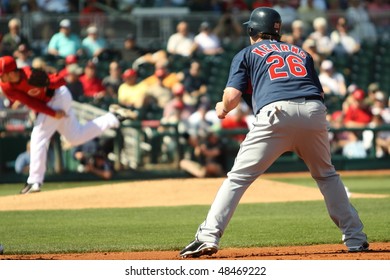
[{"xmin": 1, "ymin": 3, "xmax": 390, "ymax": 181}]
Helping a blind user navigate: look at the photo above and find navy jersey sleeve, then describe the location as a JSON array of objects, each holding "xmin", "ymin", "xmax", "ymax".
[
  {"xmin": 226, "ymin": 50, "xmax": 249, "ymax": 93},
  {"xmin": 306, "ymin": 54, "xmax": 324, "ymax": 92}
]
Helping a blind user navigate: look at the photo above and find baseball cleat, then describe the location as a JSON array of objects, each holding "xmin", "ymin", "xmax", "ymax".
[
  {"xmin": 348, "ymin": 241, "xmax": 369, "ymax": 252},
  {"xmin": 20, "ymin": 183, "xmax": 41, "ymax": 194},
  {"xmin": 109, "ymin": 104, "xmax": 138, "ymax": 122},
  {"xmin": 180, "ymin": 239, "xmax": 218, "ymax": 258}
]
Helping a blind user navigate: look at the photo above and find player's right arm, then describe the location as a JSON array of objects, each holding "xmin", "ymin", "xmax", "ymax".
[{"xmin": 6, "ymin": 89, "xmax": 61, "ymax": 118}]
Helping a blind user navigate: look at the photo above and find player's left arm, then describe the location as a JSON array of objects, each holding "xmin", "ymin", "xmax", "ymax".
[{"xmin": 216, "ymin": 87, "xmax": 242, "ymax": 119}]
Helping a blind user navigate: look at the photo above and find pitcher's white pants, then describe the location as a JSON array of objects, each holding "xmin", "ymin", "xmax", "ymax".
[
  {"xmin": 27, "ymin": 86, "xmax": 119, "ymax": 184},
  {"xmin": 195, "ymin": 98, "xmax": 367, "ymax": 248}
]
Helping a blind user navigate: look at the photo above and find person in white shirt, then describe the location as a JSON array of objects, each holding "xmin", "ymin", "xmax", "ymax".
[
  {"xmin": 318, "ymin": 60, "xmax": 347, "ymax": 97},
  {"xmin": 330, "ymin": 16, "xmax": 360, "ymax": 56},
  {"xmin": 194, "ymin": 21, "xmax": 224, "ymax": 56},
  {"xmin": 166, "ymin": 21, "xmax": 196, "ymax": 57}
]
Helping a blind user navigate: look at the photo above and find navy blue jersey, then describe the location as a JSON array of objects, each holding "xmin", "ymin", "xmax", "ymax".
[{"xmin": 226, "ymin": 39, "xmax": 324, "ymax": 114}]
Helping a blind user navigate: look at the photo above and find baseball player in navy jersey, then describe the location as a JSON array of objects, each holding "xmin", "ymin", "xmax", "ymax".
[
  {"xmin": 180, "ymin": 7, "xmax": 369, "ymax": 258},
  {"xmin": 0, "ymin": 56, "xmax": 135, "ymax": 194}
]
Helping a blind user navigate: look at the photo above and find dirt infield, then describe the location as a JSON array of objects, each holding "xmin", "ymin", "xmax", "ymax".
[
  {"xmin": 3, "ymin": 243, "xmax": 390, "ymax": 260},
  {"xmin": 1, "ymin": 172, "xmax": 389, "ymax": 260}
]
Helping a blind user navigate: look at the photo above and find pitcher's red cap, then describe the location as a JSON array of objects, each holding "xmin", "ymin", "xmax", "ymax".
[{"xmin": 0, "ymin": 56, "xmax": 17, "ymax": 76}]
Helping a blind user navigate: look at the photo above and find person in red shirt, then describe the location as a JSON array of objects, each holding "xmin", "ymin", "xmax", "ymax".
[
  {"xmin": 0, "ymin": 56, "xmax": 133, "ymax": 194},
  {"xmin": 343, "ymin": 89, "xmax": 372, "ymax": 127},
  {"xmin": 79, "ymin": 60, "xmax": 106, "ymax": 99}
]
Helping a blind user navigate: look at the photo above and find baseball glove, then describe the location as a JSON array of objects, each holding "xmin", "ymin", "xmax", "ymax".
[{"xmin": 27, "ymin": 68, "xmax": 50, "ymax": 88}]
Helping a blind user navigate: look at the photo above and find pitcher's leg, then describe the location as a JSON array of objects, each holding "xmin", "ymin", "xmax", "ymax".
[
  {"xmin": 58, "ymin": 109, "xmax": 119, "ymax": 146},
  {"xmin": 27, "ymin": 115, "xmax": 58, "ymax": 184},
  {"xmin": 50, "ymin": 85, "xmax": 120, "ymax": 146}
]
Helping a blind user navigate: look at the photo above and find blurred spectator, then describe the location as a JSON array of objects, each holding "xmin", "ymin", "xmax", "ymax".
[
  {"xmin": 343, "ymin": 88, "xmax": 372, "ymax": 128},
  {"xmin": 181, "ymin": 60, "xmax": 209, "ymax": 107},
  {"xmin": 161, "ymin": 83, "xmax": 194, "ymax": 123},
  {"xmin": 156, "ymin": 83, "xmax": 195, "ymax": 163},
  {"xmin": 273, "ymin": 0, "xmax": 298, "ymax": 33},
  {"xmin": 365, "ymin": 90, "xmax": 390, "ymax": 158},
  {"xmin": 281, "ymin": 19, "xmax": 306, "ymax": 47},
  {"xmin": 81, "ymin": 25, "xmax": 108, "ymax": 61},
  {"xmin": 328, "ymin": 110, "xmax": 350, "ymax": 154},
  {"xmin": 364, "ymin": 82, "xmax": 381, "ymax": 107},
  {"xmin": 318, "ymin": 60, "xmax": 347, "ymax": 97},
  {"xmin": 297, "ymin": 0, "xmax": 326, "ymax": 32},
  {"xmin": 36, "ymin": 0, "xmax": 70, "ymax": 13},
  {"xmin": 14, "ymin": 44, "xmax": 33, "ymax": 68},
  {"xmin": 330, "ymin": 16, "xmax": 360, "ymax": 56},
  {"xmin": 346, "ymin": 0, "xmax": 378, "ymax": 43},
  {"xmin": 142, "ymin": 61, "xmax": 183, "ymax": 90},
  {"xmin": 213, "ymin": 12, "xmax": 244, "ymax": 48},
  {"xmin": 0, "ymin": 18, "xmax": 30, "ymax": 56},
  {"xmin": 342, "ymin": 131, "xmax": 367, "ymax": 159},
  {"xmin": 132, "ymin": 49, "xmax": 170, "ymax": 71},
  {"xmin": 144, "ymin": 68, "xmax": 172, "ymax": 110},
  {"xmin": 166, "ymin": 21, "xmax": 196, "ymax": 57},
  {"xmin": 371, "ymin": 91, "xmax": 390, "ymax": 124},
  {"xmin": 102, "ymin": 61, "xmax": 122, "ymax": 99},
  {"xmin": 117, "ymin": 68, "xmax": 147, "ymax": 110},
  {"xmin": 180, "ymin": 129, "xmax": 225, "ymax": 178},
  {"xmin": 14, "ymin": 140, "xmax": 31, "ymax": 174},
  {"xmin": 73, "ymin": 138, "xmax": 114, "ymax": 180},
  {"xmin": 301, "ymin": 38, "xmax": 321, "ymax": 71},
  {"xmin": 84, "ymin": 150, "xmax": 114, "ymax": 179},
  {"xmin": 194, "ymin": 21, "xmax": 224, "ymax": 56},
  {"xmin": 185, "ymin": 104, "xmax": 219, "ymax": 147},
  {"xmin": 308, "ymin": 17, "xmax": 334, "ymax": 58},
  {"xmin": 120, "ymin": 33, "xmax": 146, "ymax": 67},
  {"xmin": 73, "ymin": 138, "xmax": 98, "ymax": 171},
  {"xmin": 58, "ymin": 54, "xmax": 80, "ymax": 77},
  {"xmin": 79, "ymin": 60, "xmax": 106, "ymax": 100},
  {"xmin": 64, "ymin": 63, "xmax": 84, "ymax": 101},
  {"xmin": 47, "ymin": 19, "xmax": 83, "ymax": 58},
  {"xmin": 14, "ymin": 139, "xmax": 56, "ymax": 174},
  {"xmin": 370, "ymin": 114, "xmax": 390, "ymax": 158}
]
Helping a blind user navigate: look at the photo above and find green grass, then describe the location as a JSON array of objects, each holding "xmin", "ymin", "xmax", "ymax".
[
  {"xmin": 0, "ymin": 175, "xmax": 389, "ymax": 255},
  {"xmin": 268, "ymin": 175, "xmax": 390, "ymax": 195}
]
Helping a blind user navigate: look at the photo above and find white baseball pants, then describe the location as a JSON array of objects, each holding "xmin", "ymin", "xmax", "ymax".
[{"xmin": 195, "ymin": 97, "xmax": 367, "ymax": 248}]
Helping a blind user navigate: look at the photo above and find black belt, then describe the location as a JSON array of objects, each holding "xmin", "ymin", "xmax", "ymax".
[
  {"xmin": 303, "ymin": 95, "xmax": 324, "ymax": 103},
  {"xmin": 256, "ymin": 95, "xmax": 324, "ymax": 115}
]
